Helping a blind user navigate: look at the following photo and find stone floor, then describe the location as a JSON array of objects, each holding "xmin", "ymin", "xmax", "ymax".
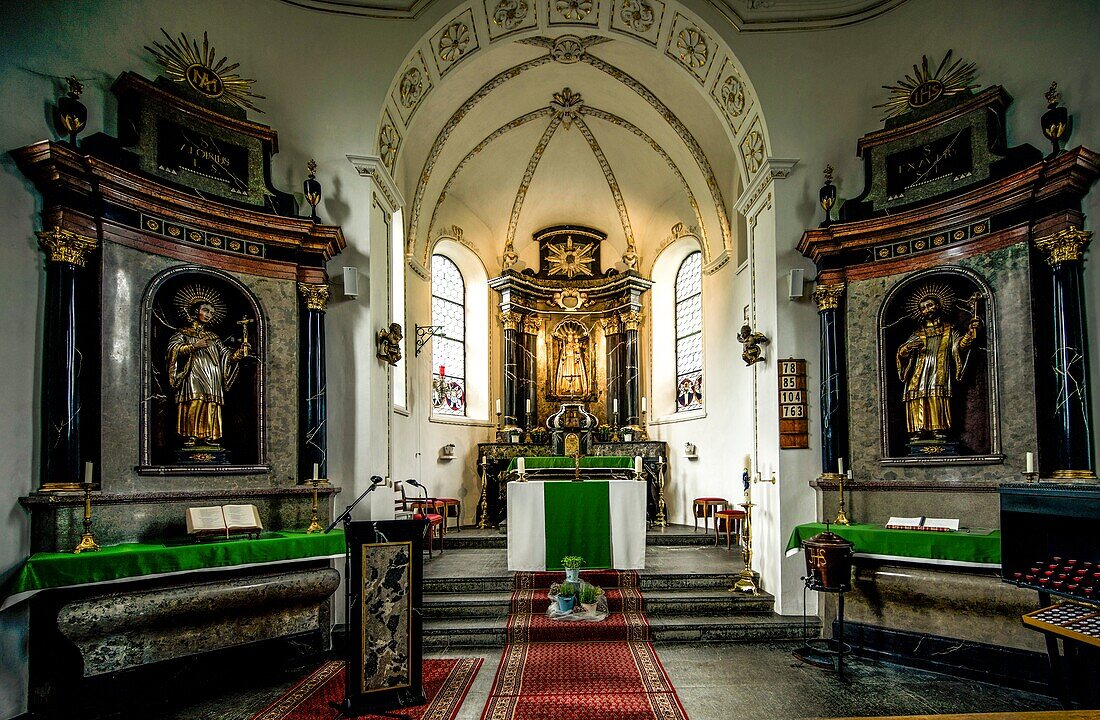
[{"xmin": 131, "ymin": 527, "xmax": 1062, "ymax": 719}]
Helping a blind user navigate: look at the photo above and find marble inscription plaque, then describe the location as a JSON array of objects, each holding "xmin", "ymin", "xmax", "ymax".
[{"xmin": 360, "ymin": 542, "xmax": 412, "ymax": 693}]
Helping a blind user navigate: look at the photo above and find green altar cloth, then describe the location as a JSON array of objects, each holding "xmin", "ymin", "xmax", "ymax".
[
  {"xmin": 543, "ymin": 481, "xmax": 612, "ymax": 570},
  {"xmin": 506, "ymin": 456, "xmax": 634, "ymax": 472},
  {"xmin": 1, "ymin": 530, "xmax": 345, "ymax": 608},
  {"xmin": 785, "ymin": 523, "xmax": 1000, "ymax": 567}
]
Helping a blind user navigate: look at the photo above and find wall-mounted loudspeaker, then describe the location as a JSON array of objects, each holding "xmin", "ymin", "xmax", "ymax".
[
  {"xmin": 343, "ymin": 266, "xmax": 359, "ymax": 298},
  {"xmin": 788, "ymin": 268, "xmax": 804, "ymax": 299}
]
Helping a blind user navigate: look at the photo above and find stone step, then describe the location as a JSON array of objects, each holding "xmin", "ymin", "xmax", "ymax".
[
  {"xmin": 421, "ymin": 613, "xmax": 817, "ymax": 649},
  {"xmin": 422, "ymin": 571, "xmax": 751, "ymax": 595},
  {"xmin": 421, "ymin": 589, "xmax": 774, "ymax": 619}
]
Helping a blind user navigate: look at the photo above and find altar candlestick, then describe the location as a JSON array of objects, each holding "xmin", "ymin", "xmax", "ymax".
[
  {"xmin": 312, "ymin": 463, "xmax": 319, "ymax": 483},
  {"xmin": 84, "ymin": 461, "xmax": 93, "ymax": 485},
  {"xmin": 641, "ymin": 396, "xmax": 647, "ymax": 413},
  {"xmin": 837, "ymin": 457, "xmax": 845, "ymax": 476},
  {"xmin": 496, "ymin": 399, "xmax": 502, "ymax": 414},
  {"xmin": 517, "ymin": 456, "xmax": 525, "ymax": 473},
  {"xmin": 634, "ymin": 456, "xmax": 643, "ymax": 474},
  {"xmin": 525, "ymin": 398, "xmax": 531, "ymax": 413},
  {"xmin": 1026, "ymin": 452, "xmax": 1035, "ymax": 474},
  {"xmin": 613, "ymin": 398, "xmax": 619, "ymax": 413}
]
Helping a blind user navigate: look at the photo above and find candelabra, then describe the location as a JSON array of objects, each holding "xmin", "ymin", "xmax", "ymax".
[
  {"xmin": 654, "ymin": 456, "xmax": 668, "ymax": 528},
  {"xmin": 73, "ymin": 482, "xmax": 101, "ymax": 554},
  {"xmin": 306, "ymin": 479, "xmax": 324, "ymax": 533},
  {"xmin": 834, "ymin": 472, "xmax": 851, "ymax": 526},
  {"xmin": 612, "ymin": 410, "xmax": 621, "ymax": 442},
  {"xmin": 478, "ymin": 456, "xmax": 490, "ymax": 529},
  {"xmin": 731, "ymin": 482, "xmax": 758, "ymax": 594},
  {"xmin": 524, "ymin": 409, "xmax": 533, "ymax": 443}
]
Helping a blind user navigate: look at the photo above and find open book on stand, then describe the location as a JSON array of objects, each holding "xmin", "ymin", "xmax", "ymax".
[
  {"xmin": 885, "ymin": 516, "xmax": 960, "ymax": 532},
  {"xmin": 186, "ymin": 504, "xmax": 263, "ymax": 539}
]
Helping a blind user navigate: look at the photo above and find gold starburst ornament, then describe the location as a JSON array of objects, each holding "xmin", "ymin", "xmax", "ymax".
[
  {"xmin": 545, "ymin": 235, "xmax": 597, "ymax": 278},
  {"xmin": 874, "ymin": 50, "xmax": 979, "ymax": 120},
  {"xmin": 146, "ymin": 29, "xmax": 265, "ymax": 113}
]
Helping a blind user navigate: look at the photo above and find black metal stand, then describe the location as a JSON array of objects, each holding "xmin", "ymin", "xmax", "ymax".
[{"xmin": 793, "ymin": 579, "xmax": 850, "ymax": 681}]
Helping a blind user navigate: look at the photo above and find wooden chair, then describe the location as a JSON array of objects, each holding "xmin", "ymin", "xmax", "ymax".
[
  {"xmin": 409, "ymin": 480, "xmax": 462, "ymax": 532},
  {"xmin": 692, "ymin": 497, "xmax": 728, "ymax": 532},
  {"xmin": 714, "ymin": 508, "xmax": 747, "ymax": 549},
  {"xmin": 413, "ymin": 511, "xmax": 444, "ymax": 556}
]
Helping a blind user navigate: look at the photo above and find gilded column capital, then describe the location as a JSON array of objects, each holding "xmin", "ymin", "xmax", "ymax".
[
  {"xmin": 500, "ymin": 310, "xmax": 521, "ymax": 331},
  {"xmin": 521, "ymin": 315, "xmax": 542, "ymax": 335},
  {"xmin": 599, "ymin": 316, "xmax": 620, "ymax": 335},
  {"xmin": 812, "ymin": 283, "xmax": 846, "ymax": 312},
  {"xmin": 1034, "ymin": 226, "xmax": 1093, "ymax": 265},
  {"xmin": 619, "ymin": 310, "xmax": 644, "ymax": 332},
  {"xmin": 37, "ymin": 226, "xmax": 97, "ymax": 267},
  {"xmin": 298, "ymin": 282, "xmax": 330, "ymax": 312}
]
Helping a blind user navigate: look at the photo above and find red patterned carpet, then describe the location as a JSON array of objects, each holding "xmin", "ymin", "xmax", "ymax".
[
  {"xmin": 251, "ymin": 657, "xmax": 482, "ymax": 720},
  {"xmin": 482, "ymin": 571, "xmax": 689, "ymax": 720}
]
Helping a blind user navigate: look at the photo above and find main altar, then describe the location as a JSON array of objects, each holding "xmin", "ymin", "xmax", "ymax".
[{"xmin": 472, "ymin": 226, "xmax": 668, "ymax": 528}]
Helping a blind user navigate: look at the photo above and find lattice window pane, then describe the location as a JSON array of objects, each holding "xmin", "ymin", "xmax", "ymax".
[
  {"xmin": 432, "ymin": 296, "xmax": 464, "ymax": 341},
  {"xmin": 432, "ymin": 337, "xmax": 466, "ymax": 379},
  {"xmin": 432, "ymin": 253, "xmax": 466, "ymax": 416},
  {"xmin": 674, "ymin": 251, "xmax": 703, "ymax": 412},
  {"xmin": 432, "ymin": 254, "xmax": 465, "ymax": 304}
]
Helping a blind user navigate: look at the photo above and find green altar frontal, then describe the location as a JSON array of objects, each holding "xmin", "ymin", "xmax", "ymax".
[
  {"xmin": 786, "ymin": 523, "xmax": 1000, "ymax": 567},
  {"xmin": 505, "ymin": 456, "xmax": 634, "ymax": 472},
  {"xmin": 2, "ymin": 530, "xmax": 345, "ymax": 608}
]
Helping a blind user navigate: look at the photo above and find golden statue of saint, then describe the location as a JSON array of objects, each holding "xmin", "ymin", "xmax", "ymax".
[
  {"xmin": 554, "ymin": 325, "xmax": 590, "ymax": 397},
  {"xmin": 895, "ymin": 285, "xmax": 981, "ymax": 441},
  {"xmin": 167, "ymin": 286, "xmax": 251, "ymax": 448}
]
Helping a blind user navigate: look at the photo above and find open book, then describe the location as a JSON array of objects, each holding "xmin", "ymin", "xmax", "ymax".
[
  {"xmin": 885, "ymin": 516, "xmax": 959, "ymax": 532},
  {"xmin": 185, "ymin": 504, "xmax": 263, "ymax": 539}
]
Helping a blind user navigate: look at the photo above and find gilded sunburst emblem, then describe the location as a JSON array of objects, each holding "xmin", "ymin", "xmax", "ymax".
[
  {"xmin": 145, "ymin": 29, "xmax": 265, "ymax": 113},
  {"xmin": 546, "ymin": 236, "xmax": 596, "ymax": 278},
  {"xmin": 874, "ymin": 50, "xmax": 979, "ymax": 120}
]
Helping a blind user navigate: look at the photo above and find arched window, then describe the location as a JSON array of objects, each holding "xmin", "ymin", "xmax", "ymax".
[
  {"xmin": 674, "ymin": 251, "xmax": 703, "ymax": 411},
  {"xmin": 431, "ymin": 253, "xmax": 466, "ymax": 416}
]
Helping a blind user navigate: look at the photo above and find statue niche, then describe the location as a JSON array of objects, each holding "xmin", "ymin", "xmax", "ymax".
[
  {"xmin": 548, "ymin": 319, "xmax": 595, "ymax": 401},
  {"xmin": 880, "ymin": 269, "xmax": 993, "ymax": 459},
  {"xmin": 142, "ymin": 268, "xmax": 265, "ymax": 470}
]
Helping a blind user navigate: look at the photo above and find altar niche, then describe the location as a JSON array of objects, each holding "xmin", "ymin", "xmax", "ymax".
[
  {"xmin": 878, "ymin": 267, "xmax": 997, "ymax": 461},
  {"xmin": 140, "ymin": 266, "xmax": 267, "ymax": 473}
]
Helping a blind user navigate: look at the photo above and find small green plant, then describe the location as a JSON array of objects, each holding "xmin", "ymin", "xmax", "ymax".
[
  {"xmin": 579, "ymin": 583, "xmax": 602, "ymax": 604},
  {"xmin": 558, "ymin": 581, "xmax": 577, "ymax": 598},
  {"xmin": 560, "ymin": 555, "xmax": 585, "ymax": 570}
]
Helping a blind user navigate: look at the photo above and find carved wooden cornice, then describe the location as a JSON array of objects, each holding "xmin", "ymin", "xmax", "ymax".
[
  {"xmin": 12, "ymin": 140, "xmax": 345, "ymax": 281},
  {"xmin": 798, "ymin": 148, "xmax": 1100, "ymax": 281}
]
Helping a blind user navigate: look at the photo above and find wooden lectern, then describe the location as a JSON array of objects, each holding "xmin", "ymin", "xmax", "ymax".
[{"xmin": 338, "ymin": 519, "xmax": 427, "ymax": 715}]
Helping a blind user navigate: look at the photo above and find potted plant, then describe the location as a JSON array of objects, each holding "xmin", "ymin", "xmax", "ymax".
[
  {"xmin": 561, "ymin": 555, "xmax": 585, "ymax": 583},
  {"xmin": 596, "ymin": 425, "xmax": 611, "ymax": 442},
  {"xmin": 556, "ymin": 581, "xmax": 576, "ymax": 612},
  {"xmin": 579, "ymin": 582, "xmax": 603, "ymax": 612}
]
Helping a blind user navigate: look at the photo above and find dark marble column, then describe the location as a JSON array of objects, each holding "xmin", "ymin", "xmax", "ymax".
[
  {"xmin": 37, "ymin": 227, "xmax": 98, "ymax": 491},
  {"xmin": 500, "ymin": 311, "xmax": 522, "ymax": 434},
  {"xmin": 1035, "ymin": 227, "xmax": 1096, "ymax": 480},
  {"xmin": 813, "ymin": 283, "xmax": 848, "ymax": 478},
  {"xmin": 520, "ymin": 316, "xmax": 540, "ymax": 430},
  {"xmin": 603, "ymin": 316, "xmax": 623, "ymax": 427},
  {"xmin": 298, "ymin": 282, "xmax": 330, "ymax": 483},
  {"xmin": 620, "ymin": 310, "xmax": 643, "ymax": 431}
]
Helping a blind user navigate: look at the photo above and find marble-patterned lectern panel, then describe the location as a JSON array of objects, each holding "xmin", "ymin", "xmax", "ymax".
[{"xmin": 360, "ymin": 542, "xmax": 412, "ymax": 693}]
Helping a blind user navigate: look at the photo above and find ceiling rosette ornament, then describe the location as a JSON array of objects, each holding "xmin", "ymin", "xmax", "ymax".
[
  {"xmin": 676, "ymin": 28, "xmax": 708, "ymax": 69},
  {"xmin": 620, "ymin": 0, "xmax": 656, "ymax": 31},
  {"xmin": 438, "ymin": 22, "xmax": 471, "ymax": 62},
  {"xmin": 554, "ymin": 0, "xmax": 593, "ymax": 21},
  {"xmin": 492, "ymin": 0, "xmax": 528, "ymax": 29},
  {"xmin": 551, "ymin": 87, "xmax": 584, "ymax": 128}
]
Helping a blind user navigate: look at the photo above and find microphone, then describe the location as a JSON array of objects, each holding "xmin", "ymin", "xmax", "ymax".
[
  {"xmin": 364, "ymin": 475, "xmax": 384, "ymax": 494},
  {"xmin": 405, "ymin": 479, "xmax": 422, "ymax": 488}
]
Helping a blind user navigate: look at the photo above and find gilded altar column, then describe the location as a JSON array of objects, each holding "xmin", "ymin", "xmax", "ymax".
[
  {"xmin": 37, "ymin": 227, "xmax": 98, "ymax": 491},
  {"xmin": 1035, "ymin": 227, "xmax": 1097, "ymax": 480},
  {"xmin": 298, "ymin": 282, "xmax": 330, "ymax": 483},
  {"xmin": 620, "ymin": 310, "xmax": 644, "ymax": 433},
  {"xmin": 520, "ymin": 315, "xmax": 541, "ymax": 430},
  {"xmin": 500, "ymin": 311, "xmax": 523, "ymax": 435},
  {"xmin": 813, "ymin": 283, "xmax": 848, "ymax": 479}
]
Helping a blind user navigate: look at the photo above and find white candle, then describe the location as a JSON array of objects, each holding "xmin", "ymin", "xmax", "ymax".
[
  {"xmin": 517, "ymin": 456, "xmax": 525, "ymax": 473},
  {"xmin": 634, "ymin": 456, "xmax": 643, "ymax": 474},
  {"xmin": 641, "ymin": 396, "xmax": 647, "ymax": 413},
  {"xmin": 846, "ymin": 469, "xmax": 853, "ymax": 480},
  {"xmin": 1026, "ymin": 452, "xmax": 1035, "ymax": 474},
  {"xmin": 525, "ymin": 398, "xmax": 531, "ymax": 413},
  {"xmin": 613, "ymin": 398, "xmax": 619, "ymax": 413},
  {"xmin": 84, "ymin": 461, "xmax": 93, "ymax": 485},
  {"xmin": 312, "ymin": 463, "xmax": 319, "ymax": 482},
  {"xmin": 496, "ymin": 399, "xmax": 502, "ymax": 414},
  {"xmin": 837, "ymin": 457, "xmax": 845, "ymax": 476}
]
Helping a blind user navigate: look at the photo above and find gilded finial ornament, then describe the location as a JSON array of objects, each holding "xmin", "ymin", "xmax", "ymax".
[
  {"xmin": 1041, "ymin": 81, "xmax": 1069, "ymax": 158},
  {"xmin": 819, "ymin": 164, "xmax": 836, "ymax": 226},
  {"xmin": 874, "ymin": 51, "xmax": 979, "ymax": 120},
  {"xmin": 55, "ymin": 75, "xmax": 88, "ymax": 147},
  {"xmin": 303, "ymin": 159, "xmax": 322, "ymax": 222},
  {"xmin": 145, "ymin": 29, "xmax": 265, "ymax": 113}
]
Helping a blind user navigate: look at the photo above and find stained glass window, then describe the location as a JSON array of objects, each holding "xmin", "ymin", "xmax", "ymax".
[
  {"xmin": 432, "ymin": 254, "xmax": 466, "ymax": 416},
  {"xmin": 675, "ymin": 251, "xmax": 703, "ymax": 411}
]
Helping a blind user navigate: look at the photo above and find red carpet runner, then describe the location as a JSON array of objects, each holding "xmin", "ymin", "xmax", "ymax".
[
  {"xmin": 251, "ymin": 657, "xmax": 482, "ymax": 720},
  {"xmin": 482, "ymin": 571, "xmax": 689, "ymax": 720}
]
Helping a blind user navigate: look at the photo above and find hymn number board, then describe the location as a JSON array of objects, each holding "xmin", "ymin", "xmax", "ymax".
[{"xmin": 778, "ymin": 359, "xmax": 809, "ymax": 449}]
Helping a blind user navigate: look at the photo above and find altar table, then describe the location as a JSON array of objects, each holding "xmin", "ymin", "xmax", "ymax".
[
  {"xmin": 507, "ymin": 480, "xmax": 646, "ymax": 571},
  {"xmin": 785, "ymin": 523, "xmax": 1000, "ymax": 568}
]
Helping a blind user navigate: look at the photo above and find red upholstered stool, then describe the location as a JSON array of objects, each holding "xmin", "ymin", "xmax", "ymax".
[
  {"xmin": 714, "ymin": 508, "xmax": 747, "ymax": 549},
  {"xmin": 692, "ymin": 497, "xmax": 727, "ymax": 532},
  {"xmin": 414, "ymin": 512, "xmax": 444, "ymax": 556}
]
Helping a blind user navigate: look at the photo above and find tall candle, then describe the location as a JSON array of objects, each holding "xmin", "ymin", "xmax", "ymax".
[
  {"xmin": 312, "ymin": 463, "xmax": 319, "ymax": 482},
  {"xmin": 525, "ymin": 398, "xmax": 531, "ymax": 413},
  {"xmin": 1026, "ymin": 452, "xmax": 1035, "ymax": 474},
  {"xmin": 517, "ymin": 456, "xmax": 525, "ymax": 473},
  {"xmin": 613, "ymin": 398, "xmax": 619, "ymax": 413},
  {"xmin": 84, "ymin": 461, "xmax": 93, "ymax": 485},
  {"xmin": 641, "ymin": 396, "xmax": 647, "ymax": 413},
  {"xmin": 634, "ymin": 456, "xmax": 643, "ymax": 474},
  {"xmin": 496, "ymin": 399, "xmax": 502, "ymax": 414},
  {"xmin": 837, "ymin": 457, "xmax": 845, "ymax": 476}
]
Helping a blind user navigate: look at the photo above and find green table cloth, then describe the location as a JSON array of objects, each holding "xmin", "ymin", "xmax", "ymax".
[
  {"xmin": 785, "ymin": 523, "xmax": 1000, "ymax": 567},
  {"xmin": 1, "ymin": 530, "xmax": 345, "ymax": 608},
  {"xmin": 505, "ymin": 456, "xmax": 635, "ymax": 471}
]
